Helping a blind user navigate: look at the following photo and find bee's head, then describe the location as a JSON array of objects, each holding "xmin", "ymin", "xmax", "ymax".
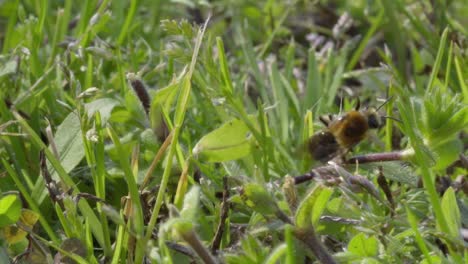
[
  {"xmin": 366, "ymin": 109, "xmax": 382, "ymax": 129},
  {"xmin": 360, "ymin": 97, "xmax": 398, "ymax": 129},
  {"xmin": 364, "ymin": 108, "xmax": 400, "ymax": 129}
]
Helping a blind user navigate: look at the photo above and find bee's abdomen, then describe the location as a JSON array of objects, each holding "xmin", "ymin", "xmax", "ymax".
[{"xmin": 308, "ymin": 131, "xmax": 340, "ymax": 162}]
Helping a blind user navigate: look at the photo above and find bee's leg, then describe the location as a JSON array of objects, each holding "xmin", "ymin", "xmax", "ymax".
[
  {"xmin": 333, "ymin": 148, "xmax": 349, "ymax": 164},
  {"xmin": 343, "ymin": 148, "xmax": 362, "ymax": 173},
  {"xmin": 355, "ymin": 98, "xmax": 361, "ymax": 110},
  {"xmin": 319, "ymin": 116, "xmax": 330, "ymax": 126}
]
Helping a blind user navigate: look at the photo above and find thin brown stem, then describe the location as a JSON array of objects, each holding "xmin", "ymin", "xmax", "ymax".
[
  {"xmin": 181, "ymin": 230, "xmax": 218, "ymax": 264},
  {"xmin": 40, "ymin": 151, "xmax": 65, "ymax": 210},
  {"xmin": 140, "ymin": 131, "xmax": 173, "ymax": 190},
  {"xmin": 211, "ymin": 177, "xmax": 230, "ymax": 254},
  {"xmin": 294, "ymin": 227, "xmax": 337, "ymax": 264},
  {"xmin": 293, "ymin": 170, "xmax": 317, "ymax": 184},
  {"xmin": 377, "ymin": 166, "xmax": 395, "ymax": 211},
  {"xmin": 346, "ymin": 151, "xmax": 404, "ymax": 164}
]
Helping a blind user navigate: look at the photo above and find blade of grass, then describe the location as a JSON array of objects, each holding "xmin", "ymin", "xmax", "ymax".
[
  {"xmin": 143, "ymin": 18, "xmax": 210, "ymax": 261},
  {"xmin": 107, "ymin": 125, "xmax": 145, "ymax": 261},
  {"xmin": 257, "ymin": 101, "xmax": 270, "ymax": 181},
  {"xmin": 304, "ymin": 49, "xmax": 321, "ymax": 114},
  {"xmin": 380, "ymin": 0, "xmax": 408, "ymax": 81},
  {"xmin": 238, "ymin": 26, "xmax": 269, "ymax": 104},
  {"xmin": 1, "ymin": 0, "xmax": 19, "ymax": 53},
  {"xmin": 265, "ymin": 244, "xmax": 287, "ymax": 264},
  {"xmin": 284, "ymin": 224, "xmax": 295, "ymax": 264},
  {"xmin": 81, "ymin": 112, "xmax": 111, "ymax": 256},
  {"xmin": 427, "ymin": 28, "xmax": 449, "ymax": 94},
  {"xmin": 396, "ymin": 100, "xmax": 450, "ymax": 236},
  {"xmin": 385, "ymin": 84, "xmax": 394, "ymax": 152},
  {"xmin": 346, "ymin": 10, "xmax": 384, "ymax": 71},
  {"xmin": 2, "ymin": 159, "xmax": 59, "ymax": 243},
  {"xmin": 11, "ymin": 111, "xmax": 105, "ymax": 250},
  {"xmin": 117, "ymin": 0, "xmax": 138, "ymax": 45},
  {"xmin": 325, "ymin": 51, "xmax": 345, "ymax": 108},
  {"xmin": 258, "ymin": 3, "xmax": 293, "ymax": 59},
  {"xmin": 284, "ymin": 39, "xmax": 295, "ymax": 81},
  {"xmin": 406, "ymin": 206, "xmax": 433, "ymax": 263},
  {"xmin": 443, "ymin": 41, "xmax": 453, "ymax": 93},
  {"xmin": 47, "ymin": 8, "xmax": 64, "ymax": 67},
  {"xmin": 55, "ymin": 203, "xmax": 72, "ymax": 237},
  {"xmin": 110, "ymin": 210, "xmax": 127, "ymax": 264},
  {"xmin": 454, "ymin": 57, "xmax": 468, "ymax": 105},
  {"xmin": 216, "ymin": 37, "xmax": 234, "ymax": 96},
  {"xmin": 35, "ymin": 0, "xmax": 47, "ymax": 46},
  {"xmin": 270, "ymin": 61, "xmax": 288, "ymax": 143},
  {"xmin": 280, "ymin": 74, "xmax": 301, "ymax": 119}
]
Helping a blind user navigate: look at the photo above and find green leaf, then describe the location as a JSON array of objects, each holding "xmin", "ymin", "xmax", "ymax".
[
  {"xmin": 150, "ymin": 82, "xmax": 179, "ymax": 115},
  {"xmin": 101, "ymin": 205, "xmax": 126, "ymax": 226},
  {"xmin": 0, "ymin": 247, "xmax": 9, "ymax": 263},
  {"xmin": 406, "ymin": 206, "xmax": 431, "ymax": 261},
  {"xmin": 264, "ymin": 244, "xmax": 287, "ymax": 264},
  {"xmin": 148, "ymin": 82, "xmax": 178, "ymax": 134},
  {"xmin": 440, "ymin": 187, "xmax": 461, "ymax": 238},
  {"xmin": 172, "ymin": 219, "xmax": 194, "ymax": 237},
  {"xmin": 295, "ymin": 185, "xmax": 332, "ymax": 228},
  {"xmin": 311, "ymin": 187, "xmax": 333, "ymax": 227},
  {"xmin": 59, "ymin": 238, "xmax": 88, "ymax": 264},
  {"xmin": 193, "ymin": 116, "xmax": 256, "ymax": 162},
  {"xmin": 432, "ymin": 139, "xmax": 463, "ymax": 171},
  {"xmin": 85, "ymin": 98, "xmax": 120, "ymax": 124},
  {"xmin": 419, "ymin": 255, "xmax": 442, "ymax": 264},
  {"xmin": 348, "ymin": 233, "xmax": 378, "ymax": 257},
  {"xmin": 240, "ymin": 183, "xmax": 278, "ymax": 216},
  {"xmin": 304, "ymin": 49, "xmax": 321, "ymax": 113},
  {"xmin": 0, "ymin": 60, "xmax": 17, "ymax": 78},
  {"xmin": 48, "ymin": 112, "xmax": 85, "ymax": 177},
  {"xmin": 0, "ymin": 194, "xmax": 21, "ymax": 227}
]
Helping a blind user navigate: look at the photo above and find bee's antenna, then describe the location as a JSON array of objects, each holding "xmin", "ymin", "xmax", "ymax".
[
  {"xmin": 355, "ymin": 98, "xmax": 361, "ymax": 110},
  {"xmin": 319, "ymin": 116, "xmax": 330, "ymax": 126},
  {"xmin": 376, "ymin": 96, "xmax": 393, "ymax": 112},
  {"xmin": 382, "ymin": 115, "xmax": 402, "ymax": 123},
  {"xmin": 339, "ymin": 95, "xmax": 344, "ymax": 114}
]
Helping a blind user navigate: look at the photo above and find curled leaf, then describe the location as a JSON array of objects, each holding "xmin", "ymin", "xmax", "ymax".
[{"xmin": 193, "ymin": 116, "xmax": 257, "ymax": 162}]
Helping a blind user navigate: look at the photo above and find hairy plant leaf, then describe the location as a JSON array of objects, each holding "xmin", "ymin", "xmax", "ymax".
[
  {"xmin": 180, "ymin": 186, "xmax": 200, "ymax": 221},
  {"xmin": 241, "ymin": 183, "xmax": 278, "ymax": 216},
  {"xmin": 296, "ymin": 185, "xmax": 332, "ymax": 228}
]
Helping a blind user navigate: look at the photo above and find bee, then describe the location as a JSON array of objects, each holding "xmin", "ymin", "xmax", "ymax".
[{"xmin": 308, "ymin": 98, "xmax": 393, "ymax": 162}]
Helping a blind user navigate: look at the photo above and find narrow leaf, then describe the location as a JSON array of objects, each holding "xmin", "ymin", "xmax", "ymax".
[{"xmin": 441, "ymin": 187, "xmax": 461, "ymax": 238}]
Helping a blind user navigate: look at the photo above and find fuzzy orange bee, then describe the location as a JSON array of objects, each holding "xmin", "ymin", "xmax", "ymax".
[{"xmin": 308, "ymin": 99, "xmax": 393, "ymax": 162}]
